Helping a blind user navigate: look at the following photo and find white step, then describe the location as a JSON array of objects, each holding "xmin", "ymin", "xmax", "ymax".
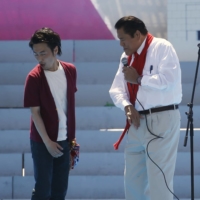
[
  {"xmin": 0, "ymin": 177, "xmax": 12, "ymax": 199},
  {"xmin": 0, "ymin": 153, "xmax": 22, "ymax": 176},
  {"xmin": 181, "ymin": 61, "xmax": 198, "ymax": 83},
  {"xmin": 0, "ymin": 40, "xmax": 122, "ymax": 63},
  {"xmin": 0, "ymin": 62, "xmax": 118, "ymax": 85},
  {"xmin": 0, "ymin": 61, "xmax": 196, "ymax": 85},
  {"xmin": 181, "ymin": 83, "xmax": 200, "ymax": 105},
  {"xmin": 0, "ymin": 175, "xmax": 199, "ymax": 199},
  {"xmin": 24, "ymin": 152, "xmax": 124, "ymax": 176},
  {"xmin": 0, "ymin": 151, "xmax": 198, "ymax": 177},
  {"xmin": 0, "ymin": 82, "xmax": 199, "ymax": 107},
  {"xmin": 0, "ymin": 85, "xmax": 113, "ymax": 107},
  {"xmin": 0, "ymin": 129, "xmax": 200, "ymax": 153},
  {"xmin": 12, "ymin": 176, "xmax": 125, "ymax": 199},
  {"xmin": 0, "ymin": 63, "xmax": 34, "ymax": 85},
  {"xmin": 0, "ymin": 130, "xmax": 31, "ymax": 153},
  {"xmin": 68, "ymin": 40, "xmax": 122, "ymax": 62},
  {"xmin": 1, "ymin": 129, "xmax": 199, "ymax": 153},
  {"xmin": 0, "ymin": 107, "xmax": 124, "ymax": 130},
  {"xmin": 0, "ymin": 129, "xmax": 126, "ymax": 153},
  {"xmin": 0, "ymin": 40, "xmax": 74, "ymax": 62},
  {"xmin": 23, "ymin": 152, "xmax": 200, "ymax": 176},
  {"xmin": 0, "ymin": 106, "xmax": 200, "ymax": 130}
]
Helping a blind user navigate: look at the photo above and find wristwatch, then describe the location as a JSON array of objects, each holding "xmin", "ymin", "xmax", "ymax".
[{"xmin": 137, "ymin": 76, "xmax": 143, "ymax": 85}]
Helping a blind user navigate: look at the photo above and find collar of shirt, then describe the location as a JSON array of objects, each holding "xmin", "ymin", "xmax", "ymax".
[
  {"xmin": 131, "ymin": 36, "xmax": 147, "ymax": 63},
  {"xmin": 137, "ymin": 36, "xmax": 147, "ymax": 55}
]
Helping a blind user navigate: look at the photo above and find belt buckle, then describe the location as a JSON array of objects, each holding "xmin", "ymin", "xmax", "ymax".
[{"xmin": 174, "ymin": 104, "xmax": 176, "ymax": 110}]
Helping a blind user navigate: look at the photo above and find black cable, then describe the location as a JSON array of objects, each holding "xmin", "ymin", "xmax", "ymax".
[{"xmin": 134, "ymin": 95, "xmax": 179, "ymax": 200}]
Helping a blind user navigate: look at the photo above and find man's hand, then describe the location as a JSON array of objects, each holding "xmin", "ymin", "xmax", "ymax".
[
  {"xmin": 30, "ymin": 107, "xmax": 64, "ymax": 158},
  {"xmin": 125, "ymin": 105, "xmax": 142, "ymax": 129},
  {"xmin": 122, "ymin": 66, "xmax": 139, "ymax": 84},
  {"xmin": 44, "ymin": 139, "xmax": 64, "ymax": 158}
]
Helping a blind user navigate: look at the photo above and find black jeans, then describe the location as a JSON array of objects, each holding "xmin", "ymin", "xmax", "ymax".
[{"xmin": 30, "ymin": 139, "xmax": 70, "ymax": 200}]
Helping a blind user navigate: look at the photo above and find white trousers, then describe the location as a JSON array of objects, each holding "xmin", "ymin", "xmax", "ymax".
[{"xmin": 124, "ymin": 109, "xmax": 181, "ymax": 200}]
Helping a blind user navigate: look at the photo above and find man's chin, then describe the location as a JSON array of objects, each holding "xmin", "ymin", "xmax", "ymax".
[
  {"xmin": 40, "ymin": 64, "xmax": 46, "ymax": 69},
  {"xmin": 124, "ymin": 51, "xmax": 131, "ymax": 56}
]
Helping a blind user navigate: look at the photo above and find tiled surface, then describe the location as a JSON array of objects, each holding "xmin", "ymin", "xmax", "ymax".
[
  {"xmin": 168, "ymin": 0, "xmax": 200, "ymax": 41},
  {"xmin": 167, "ymin": 0, "xmax": 200, "ymax": 61}
]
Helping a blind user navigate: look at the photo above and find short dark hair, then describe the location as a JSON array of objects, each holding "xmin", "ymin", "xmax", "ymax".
[
  {"xmin": 115, "ymin": 16, "xmax": 148, "ymax": 37},
  {"xmin": 29, "ymin": 27, "xmax": 62, "ymax": 56}
]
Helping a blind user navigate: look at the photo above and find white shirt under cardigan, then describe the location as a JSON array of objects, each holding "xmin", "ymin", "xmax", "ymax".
[
  {"xmin": 44, "ymin": 62, "xmax": 67, "ymax": 141},
  {"xmin": 109, "ymin": 36, "xmax": 182, "ymax": 111}
]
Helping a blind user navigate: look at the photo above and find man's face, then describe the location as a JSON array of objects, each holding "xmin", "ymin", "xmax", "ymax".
[
  {"xmin": 32, "ymin": 43, "xmax": 57, "ymax": 71},
  {"xmin": 117, "ymin": 28, "xmax": 141, "ymax": 56}
]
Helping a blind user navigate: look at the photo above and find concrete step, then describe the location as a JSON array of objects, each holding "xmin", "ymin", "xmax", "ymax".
[
  {"xmin": 0, "ymin": 130, "xmax": 125, "ymax": 153},
  {"xmin": 181, "ymin": 83, "xmax": 200, "ymax": 105},
  {"xmin": 0, "ymin": 83, "xmax": 199, "ymax": 107},
  {"xmin": 0, "ymin": 153, "xmax": 22, "ymax": 176},
  {"xmin": 0, "ymin": 175, "xmax": 199, "ymax": 199},
  {"xmin": 74, "ymin": 40, "xmax": 122, "ymax": 62},
  {"xmin": 0, "ymin": 41, "xmax": 74, "ymax": 63},
  {"xmin": 0, "ymin": 62, "xmax": 118, "ymax": 85},
  {"xmin": 0, "ymin": 130, "xmax": 199, "ymax": 153},
  {"xmin": 0, "ymin": 40, "xmax": 123, "ymax": 63},
  {"xmin": 24, "ymin": 152, "xmax": 124, "ymax": 176},
  {"xmin": 0, "ymin": 61, "xmax": 197, "ymax": 85},
  {"xmin": 0, "ymin": 106, "xmax": 200, "ymax": 130},
  {"xmin": 0, "ymin": 63, "xmax": 34, "ymax": 85},
  {"xmin": 0, "ymin": 84, "xmax": 113, "ymax": 107},
  {"xmin": 181, "ymin": 61, "xmax": 200, "ymax": 83},
  {"xmin": 0, "ymin": 151, "xmax": 199, "ymax": 177},
  {"xmin": 0, "ymin": 107, "xmax": 124, "ymax": 130},
  {"xmin": 23, "ymin": 152, "xmax": 200, "ymax": 176}
]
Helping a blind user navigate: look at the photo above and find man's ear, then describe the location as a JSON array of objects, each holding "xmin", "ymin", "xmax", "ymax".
[
  {"xmin": 135, "ymin": 30, "xmax": 141, "ymax": 39},
  {"xmin": 54, "ymin": 46, "xmax": 58, "ymax": 55}
]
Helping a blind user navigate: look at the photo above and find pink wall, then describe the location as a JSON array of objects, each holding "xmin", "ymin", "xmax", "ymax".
[{"xmin": 0, "ymin": 0, "xmax": 114, "ymax": 40}]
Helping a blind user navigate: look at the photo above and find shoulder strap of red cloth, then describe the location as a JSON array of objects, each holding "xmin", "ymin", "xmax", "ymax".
[{"xmin": 113, "ymin": 33, "xmax": 153, "ymax": 150}]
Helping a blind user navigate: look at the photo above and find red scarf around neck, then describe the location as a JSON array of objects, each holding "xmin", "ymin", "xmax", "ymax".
[{"xmin": 113, "ymin": 33, "xmax": 153, "ymax": 150}]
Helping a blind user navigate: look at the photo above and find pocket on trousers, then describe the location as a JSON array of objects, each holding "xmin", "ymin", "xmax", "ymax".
[{"xmin": 149, "ymin": 111, "xmax": 171, "ymax": 137}]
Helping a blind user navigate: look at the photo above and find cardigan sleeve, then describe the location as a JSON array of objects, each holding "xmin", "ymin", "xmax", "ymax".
[{"xmin": 24, "ymin": 74, "xmax": 40, "ymax": 107}]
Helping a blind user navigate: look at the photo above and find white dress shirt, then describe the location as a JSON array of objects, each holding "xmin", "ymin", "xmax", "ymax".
[{"xmin": 109, "ymin": 36, "xmax": 182, "ymax": 111}]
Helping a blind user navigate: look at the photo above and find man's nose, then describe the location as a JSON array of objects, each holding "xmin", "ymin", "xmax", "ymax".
[{"xmin": 36, "ymin": 55, "xmax": 43, "ymax": 62}]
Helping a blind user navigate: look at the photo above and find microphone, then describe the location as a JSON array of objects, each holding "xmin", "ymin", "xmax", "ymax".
[{"xmin": 121, "ymin": 57, "xmax": 128, "ymax": 67}]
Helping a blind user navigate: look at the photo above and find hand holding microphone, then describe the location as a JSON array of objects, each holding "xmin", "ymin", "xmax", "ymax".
[{"xmin": 121, "ymin": 57, "xmax": 141, "ymax": 84}]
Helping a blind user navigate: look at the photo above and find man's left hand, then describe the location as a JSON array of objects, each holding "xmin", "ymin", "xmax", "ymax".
[{"xmin": 122, "ymin": 66, "xmax": 139, "ymax": 84}]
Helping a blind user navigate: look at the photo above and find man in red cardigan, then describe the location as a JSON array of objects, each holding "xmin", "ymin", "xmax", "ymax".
[{"xmin": 24, "ymin": 27, "xmax": 77, "ymax": 200}]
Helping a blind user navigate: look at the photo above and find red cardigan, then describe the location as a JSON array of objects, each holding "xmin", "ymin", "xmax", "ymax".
[{"xmin": 24, "ymin": 61, "xmax": 77, "ymax": 142}]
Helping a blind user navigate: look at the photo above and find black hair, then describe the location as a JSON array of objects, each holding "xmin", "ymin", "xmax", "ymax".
[
  {"xmin": 115, "ymin": 16, "xmax": 148, "ymax": 37},
  {"xmin": 29, "ymin": 27, "xmax": 62, "ymax": 56}
]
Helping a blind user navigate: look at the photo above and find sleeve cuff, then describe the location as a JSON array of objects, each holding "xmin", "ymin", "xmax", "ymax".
[{"xmin": 121, "ymin": 100, "xmax": 132, "ymax": 110}]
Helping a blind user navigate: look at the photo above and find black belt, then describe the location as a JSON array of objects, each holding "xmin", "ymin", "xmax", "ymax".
[{"xmin": 138, "ymin": 104, "xmax": 179, "ymax": 115}]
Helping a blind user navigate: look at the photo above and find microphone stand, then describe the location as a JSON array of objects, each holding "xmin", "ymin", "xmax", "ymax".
[{"xmin": 184, "ymin": 43, "xmax": 200, "ymax": 200}]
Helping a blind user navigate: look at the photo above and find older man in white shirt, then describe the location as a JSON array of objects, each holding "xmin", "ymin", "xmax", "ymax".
[{"xmin": 109, "ymin": 16, "xmax": 182, "ymax": 200}]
